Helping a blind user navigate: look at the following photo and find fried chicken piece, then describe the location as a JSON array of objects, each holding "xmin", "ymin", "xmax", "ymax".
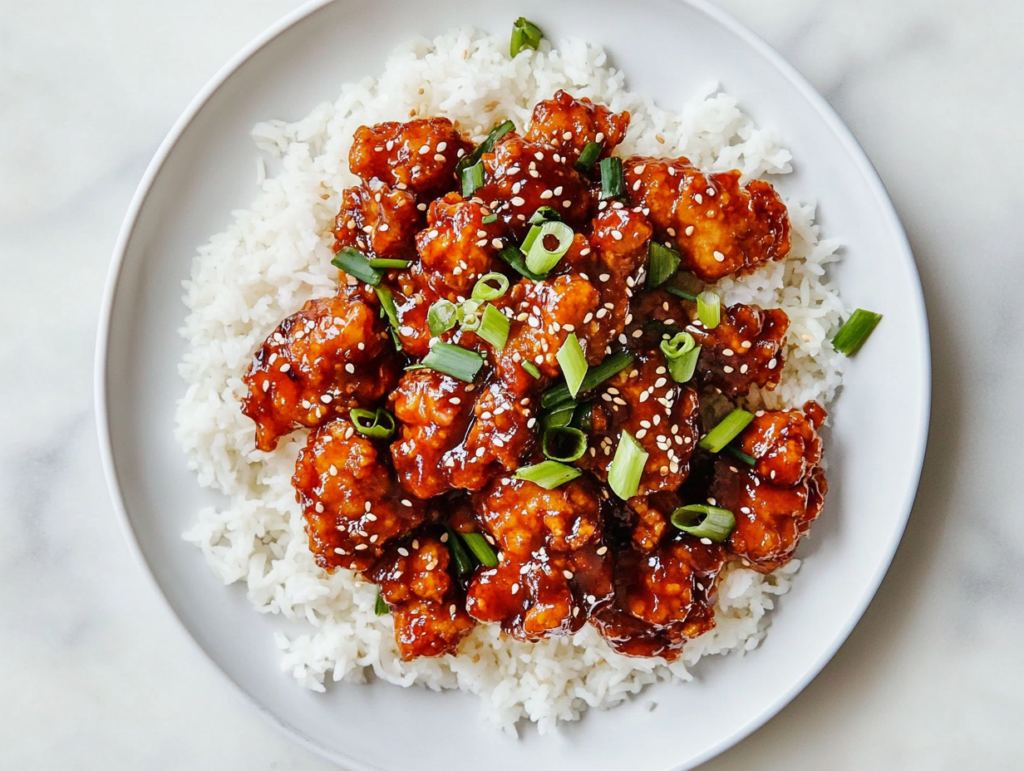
[
  {"xmin": 465, "ymin": 475, "xmax": 613, "ymax": 639},
  {"xmin": 524, "ymin": 90, "xmax": 630, "ymax": 165},
  {"xmin": 691, "ymin": 303, "xmax": 789, "ymax": 398},
  {"xmin": 332, "ymin": 180, "xmax": 421, "ymax": 259},
  {"xmin": 581, "ymin": 349, "xmax": 701, "ymax": 495},
  {"xmin": 349, "ymin": 117, "xmax": 472, "ymax": 198},
  {"xmin": 370, "ymin": 534, "xmax": 475, "ymax": 660},
  {"xmin": 415, "ymin": 193, "xmax": 508, "ymax": 294},
  {"xmin": 623, "ymin": 157, "xmax": 790, "ymax": 282},
  {"xmin": 477, "ymin": 133, "xmax": 594, "ymax": 240},
  {"xmin": 713, "ymin": 402, "xmax": 828, "ymax": 572},
  {"xmin": 241, "ymin": 288, "xmax": 400, "ymax": 452},
  {"xmin": 293, "ymin": 423, "xmax": 423, "ymax": 571}
]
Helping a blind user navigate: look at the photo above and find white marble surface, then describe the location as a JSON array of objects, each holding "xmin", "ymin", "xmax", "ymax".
[{"xmin": 2, "ymin": 0, "xmax": 1021, "ymax": 768}]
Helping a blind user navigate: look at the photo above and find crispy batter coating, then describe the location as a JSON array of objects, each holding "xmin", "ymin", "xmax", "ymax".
[
  {"xmin": 415, "ymin": 193, "xmax": 507, "ymax": 293},
  {"xmin": 293, "ymin": 423, "xmax": 424, "ymax": 571},
  {"xmin": 691, "ymin": 303, "xmax": 789, "ymax": 398},
  {"xmin": 332, "ymin": 180, "xmax": 421, "ymax": 259},
  {"xmin": 370, "ymin": 534, "xmax": 475, "ymax": 659},
  {"xmin": 714, "ymin": 402, "xmax": 828, "ymax": 572},
  {"xmin": 349, "ymin": 117, "xmax": 471, "ymax": 198},
  {"xmin": 525, "ymin": 90, "xmax": 630, "ymax": 165},
  {"xmin": 241, "ymin": 288, "xmax": 400, "ymax": 452},
  {"xmin": 624, "ymin": 157, "xmax": 790, "ymax": 282}
]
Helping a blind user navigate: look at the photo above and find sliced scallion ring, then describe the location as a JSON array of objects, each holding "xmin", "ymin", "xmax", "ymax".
[
  {"xmin": 510, "ymin": 17, "xmax": 543, "ymax": 57},
  {"xmin": 540, "ymin": 351, "xmax": 634, "ymax": 408},
  {"xmin": 477, "ymin": 304, "xmax": 511, "ymax": 350},
  {"xmin": 525, "ymin": 220, "xmax": 574, "ymax": 275},
  {"xmin": 699, "ymin": 409, "xmax": 754, "ymax": 453},
  {"xmin": 460, "ymin": 532, "xmax": 499, "ymax": 567},
  {"xmin": 575, "ymin": 141, "xmax": 603, "ymax": 173},
  {"xmin": 529, "ymin": 206, "xmax": 562, "ymax": 224},
  {"xmin": 542, "ymin": 400, "xmax": 577, "ymax": 430},
  {"xmin": 374, "ymin": 588, "xmax": 389, "ymax": 616},
  {"xmin": 555, "ymin": 333, "xmax": 588, "ymax": 399},
  {"xmin": 599, "ymin": 156, "xmax": 625, "ymax": 199},
  {"xmin": 832, "ymin": 308, "xmax": 882, "ymax": 355},
  {"xmin": 670, "ymin": 504, "xmax": 736, "ymax": 542},
  {"xmin": 419, "ymin": 342, "xmax": 484, "ymax": 382},
  {"xmin": 482, "ymin": 212, "xmax": 498, "ymax": 224},
  {"xmin": 368, "ymin": 258, "xmax": 411, "ymax": 269},
  {"xmin": 542, "ymin": 426, "xmax": 587, "ymax": 463},
  {"xmin": 697, "ymin": 291, "xmax": 722, "ymax": 329},
  {"xmin": 497, "ymin": 246, "xmax": 546, "ymax": 281},
  {"xmin": 608, "ymin": 430, "xmax": 648, "ymax": 500},
  {"xmin": 471, "ymin": 272, "xmax": 510, "ymax": 301},
  {"xmin": 331, "ymin": 247, "xmax": 381, "ymax": 286},
  {"xmin": 445, "ymin": 527, "xmax": 475, "ymax": 576},
  {"xmin": 461, "ymin": 162, "xmax": 485, "ymax": 197},
  {"xmin": 665, "ymin": 286, "xmax": 698, "ymax": 302},
  {"xmin": 724, "ymin": 444, "xmax": 757, "ymax": 466},
  {"xmin": 374, "ymin": 285, "xmax": 403, "ymax": 351},
  {"xmin": 514, "ymin": 460, "xmax": 582, "ymax": 489},
  {"xmin": 427, "ymin": 299, "xmax": 458, "ymax": 337},
  {"xmin": 523, "ymin": 361, "xmax": 542, "ymax": 379},
  {"xmin": 660, "ymin": 331, "xmax": 700, "ymax": 384},
  {"xmin": 647, "ymin": 242, "xmax": 681, "ymax": 288},
  {"xmin": 456, "ymin": 120, "xmax": 515, "ymax": 176},
  {"xmin": 457, "ymin": 299, "xmax": 484, "ymax": 331},
  {"xmin": 350, "ymin": 407, "xmax": 397, "ymax": 440}
]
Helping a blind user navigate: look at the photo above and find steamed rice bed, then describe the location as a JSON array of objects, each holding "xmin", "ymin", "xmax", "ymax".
[{"xmin": 175, "ymin": 28, "xmax": 846, "ymax": 733}]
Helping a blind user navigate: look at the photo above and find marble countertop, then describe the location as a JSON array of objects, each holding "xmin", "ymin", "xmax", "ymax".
[{"xmin": 2, "ymin": 0, "xmax": 1021, "ymax": 767}]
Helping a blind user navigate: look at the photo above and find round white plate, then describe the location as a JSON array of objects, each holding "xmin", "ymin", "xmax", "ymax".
[{"xmin": 96, "ymin": 1, "xmax": 930, "ymax": 769}]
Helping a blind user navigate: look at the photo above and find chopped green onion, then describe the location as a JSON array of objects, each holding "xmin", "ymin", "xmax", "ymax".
[
  {"xmin": 427, "ymin": 299, "xmax": 458, "ymax": 337},
  {"xmin": 374, "ymin": 588, "xmax": 389, "ymax": 616},
  {"xmin": 529, "ymin": 206, "xmax": 562, "ymax": 224},
  {"xmin": 525, "ymin": 220, "xmax": 574, "ymax": 275},
  {"xmin": 514, "ymin": 460, "xmax": 582, "ymax": 489},
  {"xmin": 670, "ymin": 504, "xmax": 736, "ymax": 542},
  {"xmin": 724, "ymin": 445, "xmax": 756, "ymax": 466},
  {"xmin": 457, "ymin": 299, "xmax": 484, "ymax": 331},
  {"xmin": 461, "ymin": 532, "xmax": 499, "ymax": 567},
  {"xmin": 542, "ymin": 400, "xmax": 577, "ymax": 430},
  {"xmin": 523, "ymin": 361, "xmax": 542, "ymax": 379},
  {"xmin": 477, "ymin": 304, "xmax": 511, "ymax": 350},
  {"xmin": 700, "ymin": 409, "xmax": 754, "ymax": 453},
  {"xmin": 461, "ymin": 161, "xmax": 485, "ymax": 197},
  {"xmin": 665, "ymin": 286, "xmax": 699, "ymax": 302},
  {"xmin": 599, "ymin": 156, "xmax": 625, "ymax": 200},
  {"xmin": 510, "ymin": 17, "xmax": 543, "ymax": 57},
  {"xmin": 420, "ymin": 342, "xmax": 484, "ymax": 382},
  {"xmin": 540, "ymin": 351, "xmax": 634, "ymax": 408},
  {"xmin": 608, "ymin": 430, "xmax": 648, "ymax": 500},
  {"xmin": 573, "ymin": 402, "xmax": 593, "ymax": 433},
  {"xmin": 555, "ymin": 333, "xmax": 588, "ymax": 398},
  {"xmin": 374, "ymin": 285, "xmax": 403, "ymax": 351},
  {"xmin": 350, "ymin": 407, "xmax": 397, "ymax": 440},
  {"xmin": 833, "ymin": 308, "xmax": 882, "ymax": 355},
  {"xmin": 368, "ymin": 258, "xmax": 411, "ymax": 269},
  {"xmin": 482, "ymin": 212, "xmax": 498, "ymax": 224},
  {"xmin": 497, "ymin": 246, "xmax": 546, "ymax": 281},
  {"xmin": 647, "ymin": 243, "xmax": 681, "ymax": 288},
  {"xmin": 697, "ymin": 291, "xmax": 721, "ymax": 329},
  {"xmin": 331, "ymin": 247, "xmax": 381, "ymax": 286},
  {"xmin": 471, "ymin": 272, "xmax": 510, "ymax": 301},
  {"xmin": 445, "ymin": 527, "xmax": 474, "ymax": 576},
  {"xmin": 645, "ymin": 320, "xmax": 682, "ymax": 338},
  {"xmin": 456, "ymin": 120, "xmax": 515, "ymax": 176},
  {"xmin": 660, "ymin": 332, "xmax": 700, "ymax": 383},
  {"xmin": 575, "ymin": 141, "xmax": 603, "ymax": 173},
  {"xmin": 542, "ymin": 426, "xmax": 587, "ymax": 463}
]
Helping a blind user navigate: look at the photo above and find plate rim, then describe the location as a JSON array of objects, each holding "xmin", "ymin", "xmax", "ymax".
[{"xmin": 93, "ymin": 0, "xmax": 932, "ymax": 768}]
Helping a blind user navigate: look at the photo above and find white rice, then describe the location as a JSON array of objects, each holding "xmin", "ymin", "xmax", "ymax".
[{"xmin": 175, "ymin": 28, "xmax": 846, "ymax": 734}]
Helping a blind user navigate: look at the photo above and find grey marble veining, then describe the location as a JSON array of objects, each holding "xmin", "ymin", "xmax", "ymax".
[{"xmin": 2, "ymin": 0, "xmax": 1022, "ymax": 768}]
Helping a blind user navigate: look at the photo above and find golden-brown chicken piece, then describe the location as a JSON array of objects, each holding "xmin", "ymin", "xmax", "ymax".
[
  {"xmin": 623, "ymin": 157, "xmax": 790, "ymax": 282},
  {"xmin": 713, "ymin": 402, "xmax": 828, "ymax": 572},
  {"xmin": 349, "ymin": 117, "xmax": 472, "ymax": 198},
  {"xmin": 415, "ymin": 193, "xmax": 508, "ymax": 294},
  {"xmin": 477, "ymin": 133, "xmax": 594, "ymax": 240},
  {"xmin": 293, "ymin": 423, "xmax": 424, "ymax": 571},
  {"xmin": 525, "ymin": 90, "xmax": 630, "ymax": 165},
  {"xmin": 241, "ymin": 288, "xmax": 400, "ymax": 452},
  {"xmin": 332, "ymin": 180, "xmax": 421, "ymax": 259},
  {"xmin": 465, "ymin": 475, "xmax": 613, "ymax": 639},
  {"xmin": 370, "ymin": 534, "xmax": 475, "ymax": 660},
  {"xmin": 691, "ymin": 303, "xmax": 789, "ymax": 398},
  {"xmin": 581, "ymin": 349, "xmax": 701, "ymax": 495}
]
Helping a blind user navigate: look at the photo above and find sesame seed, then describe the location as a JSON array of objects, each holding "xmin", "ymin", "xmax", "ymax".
[
  {"xmin": 418, "ymin": 144, "xmax": 431, "ymax": 155},
  {"xmin": 354, "ymin": 544, "xmax": 368, "ymax": 551},
  {"xmin": 345, "ymin": 363, "xmax": 355, "ymax": 373},
  {"xmin": 722, "ymin": 349, "xmax": 734, "ymax": 357},
  {"xmin": 279, "ymin": 363, "xmax": 290, "ymax": 373},
  {"xmin": 491, "ymin": 238, "xmax": 503, "ymax": 249},
  {"xmin": 261, "ymin": 380, "xmax": 270, "ymax": 392},
  {"xmin": 511, "ymin": 196, "xmax": 526, "ymax": 207},
  {"xmin": 694, "ymin": 193, "xmax": 703, "ymax": 204},
  {"xmin": 563, "ymin": 570, "xmax": 574, "ymax": 580},
  {"xmin": 685, "ymin": 226, "xmax": 694, "ymax": 236}
]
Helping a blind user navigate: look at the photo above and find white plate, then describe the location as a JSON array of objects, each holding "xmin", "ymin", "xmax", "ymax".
[{"xmin": 95, "ymin": 1, "xmax": 930, "ymax": 769}]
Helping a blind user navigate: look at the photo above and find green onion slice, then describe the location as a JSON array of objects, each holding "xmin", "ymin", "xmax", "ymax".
[
  {"xmin": 523, "ymin": 361, "xmax": 542, "ymax": 379},
  {"xmin": 833, "ymin": 308, "xmax": 882, "ymax": 355},
  {"xmin": 332, "ymin": 247, "xmax": 381, "ymax": 286},
  {"xmin": 445, "ymin": 527, "xmax": 475, "ymax": 576},
  {"xmin": 374, "ymin": 588, "xmax": 389, "ymax": 616},
  {"xmin": 456, "ymin": 120, "xmax": 515, "ymax": 176},
  {"xmin": 670, "ymin": 504, "xmax": 736, "ymax": 542},
  {"xmin": 697, "ymin": 291, "xmax": 722, "ymax": 329},
  {"xmin": 374, "ymin": 285, "xmax": 403, "ymax": 351},
  {"xmin": 482, "ymin": 212, "xmax": 498, "ymax": 224},
  {"xmin": 608, "ymin": 430, "xmax": 648, "ymax": 500},
  {"xmin": 514, "ymin": 460, "xmax": 582, "ymax": 489},
  {"xmin": 665, "ymin": 286, "xmax": 698, "ymax": 302},
  {"xmin": 471, "ymin": 272, "xmax": 510, "ymax": 301},
  {"xmin": 525, "ymin": 220, "xmax": 574, "ymax": 275},
  {"xmin": 575, "ymin": 141, "xmax": 603, "ymax": 173},
  {"xmin": 457, "ymin": 299, "xmax": 483, "ymax": 331},
  {"xmin": 542, "ymin": 400, "xmax": 577, "ymax": 430},
  {"xmin": 542, "ymin": 426, "xmax": 587, "ymax": 463},
  {"xmin": 497, "ymin": 246, "xmax": 546, "ymax": 281},
  {"xmin": 699, "ymin": 409, "xmax": 754, "ymax": 453},
  {"xmin": 350, "ymin": 407, "xmax": 397, "ymax": 440},
  {"xmin": 427, "ymin": 299, "xmax": 458, "ymax": 337},
  {"xmin": 477, "ymin": 304, "xmax": 511, "ymax": 350},
  {"xmin": 510, "ymin": 16, "xmax": 543, "ymax": 57},
  {"xmin": 529, "ymin": 206, "xmax": 562, "ymax": 224},
  {"xmin": 420, "ymin": 342, "xmax": 484, "ymax": 382},
  {"xmin": 461, "ymin": 161, "xmax": 485, "ymax": 197},
  {"xmin": 368, "ymin": 258, "xmax": 410, "ymax": 269},
  {"xmin": 724, "ymin": 444, "xmax": 757, "ymax": 466},
  {"xmin": 599, "ymin": 156, "xmax": 625, "ymax": 200},
  {"xmin": 540, "ymin": 351, "xmax": 634, "ymax": 408},
  {"xmin": 555, "ymin": 333, "xmax": 588, "ymax": 399},
  {"xmin": 660, "ymin": 332, "xmax": 701, "ymax": 384},
  {"xmin": 461, "ymin": 532, "xmax": 499, "ymax": 567},
  {"xmin": 648, "ymin": 242, "xmax": 681, "ymax": 288}
]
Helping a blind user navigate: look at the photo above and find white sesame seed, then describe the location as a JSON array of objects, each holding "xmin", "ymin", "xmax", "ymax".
[
  {"xmin": 345, "ymin": 362, "xmax": 355, "ymax": 374},
  {"xmin": 694, "ymin": 193, "xmax": 703, "ymax": 204},
  {"xmin": 685, "ymin": 226, "xmax": 694, "ymax": 236}
]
